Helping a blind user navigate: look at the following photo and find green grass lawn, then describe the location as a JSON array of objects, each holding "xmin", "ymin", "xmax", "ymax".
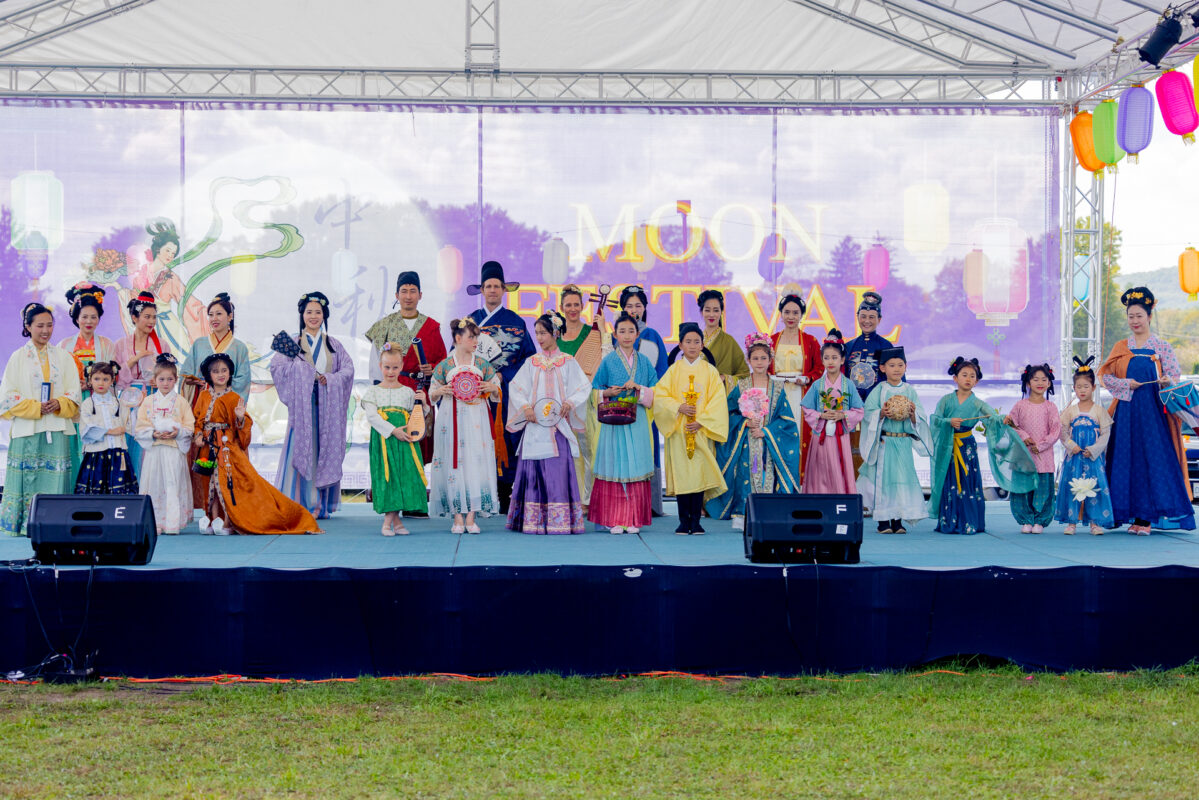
[{"xmin": 1, "ymin": 667, "xmax": 1196, "ymax": 799}]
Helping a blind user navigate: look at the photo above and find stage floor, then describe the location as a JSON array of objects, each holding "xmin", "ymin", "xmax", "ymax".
[{"xmin": 4, "ymin": 500, "xmax": 1197, "ymax": 571}]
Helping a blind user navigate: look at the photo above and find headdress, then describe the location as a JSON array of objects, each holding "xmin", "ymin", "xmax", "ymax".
[
  {"xmin": 1072, "ymin": 355, "xmax": 1095, "ymax": 374},
  {"xmin": 127, "ymin": 291, "xmax": 156, "ymax": 318},
  {"xmin": 1120, "ymin": 286, "xmax": 1156, "ymax": 310},
  {"xmin": 857, "ymin": 291, "xmax": 883, "ymax": 315},
  {"xmin": 299, "ymin": 291, "xmax": 329, "ymax": 308},
  {"xmin": 466, "ymin": 260, "xmax": 519, "ymax": 295},
  {"xmin": 878, "ymin": 346, "xmax": 906, "ymax": 364},
  {"xmin": 948, "ymin": 356, "xmax": 983, "ymax": 380},
  {"xmin": 821, "ymin": 328, "xmax": 846, "ymax": 355},
  {"xmin": 777, "ymin": 291, "xmax": 806, "ymax": 315},
  {"xmin": 66, "ymin": 282, "xmax": 106, "ymax": 323},
  {"xmin": 743, "ymin": 331, "xmax": 773, "ymax": 356},
  {"xmin": 156, "ymin": 353, "xmax": 178, "ymax": 366}
]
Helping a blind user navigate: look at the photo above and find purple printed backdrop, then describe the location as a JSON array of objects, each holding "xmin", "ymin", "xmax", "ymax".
[{"xmin": 0, "ymin": 102, "xmax": 1059, "ymax": 442}]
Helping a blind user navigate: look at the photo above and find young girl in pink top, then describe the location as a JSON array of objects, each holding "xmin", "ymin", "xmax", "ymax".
[{"xmin": 1005, "ymin": 363, "xmax": 1062, "ymax": 533}]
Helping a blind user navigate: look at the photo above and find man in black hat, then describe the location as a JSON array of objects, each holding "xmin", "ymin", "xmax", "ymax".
[
  {"xmin": 364, "ymin": 271, "xmax": 447, "ymax": 464},
  {"xmin": 467, "ymin": 260, "xmax": 535, "ymax": 512},
  {"xmin": 843, "ymin": 290, "xmax": 895, "ymax": 473}
]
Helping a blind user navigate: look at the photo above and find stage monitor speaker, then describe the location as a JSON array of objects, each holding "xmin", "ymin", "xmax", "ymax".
[
  {"xmin": 28, "ymin": 494, "xmax": 157, "ymax": 566},
  {"xmin": 744, "ymin": 493, "xmax": 863, "ymax": 564}
]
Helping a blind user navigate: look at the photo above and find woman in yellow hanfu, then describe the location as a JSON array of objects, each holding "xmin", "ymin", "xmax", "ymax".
[{"xmin": 653, "ymin": 322, "xmax": 729, "ymax": 535}]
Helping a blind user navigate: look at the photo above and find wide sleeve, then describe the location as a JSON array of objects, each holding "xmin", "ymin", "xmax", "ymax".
[
  {"xmin": 697, "ymin": 365, "xmax": 729, "ymax": 443},
  {"xmin": 647, "ymin": 328, "xmax": 669, "ymax": 377},
  {"xmin": 725, "ymin": 335, "xmax": 749, "ymax": 381},
  {"xmin": 326, "ymin": 337, "xmax": 356, "ymax": 403},
  {"xmin": 1156, "ymin": 337, "xmax": 1182, "ymax": 382},
  {"xmin": 843, "ymin": 378, "xmax": 865, "ymax": 429},
  {"xmin": 1100, "ymin": 342, "xmax": 1134, "ymax": 402},
  {"xmin": 801, "ymin": 334, "xmax": 823, "ymax": 387},
  {"xmin": 134, "ymin": 399, "xmax": 156, "ymax": 447},
  {"xmin": 562, "ymin": 359, "xmax": 592, "ymax": 410},
  {"xmin": 980, "ymin": 402, "xmax": 1037, "ymax": 494},
  {"xmin": 78, "ymin": 399, "xmax": 107, "ymax": 444},
  {"xmin": 1058, "ymin": 406, "xmax": 1078, "ymax": 448},
  {"xmin": 591, "ymin": 355, "xmax": 612, "ymax": 392},
  {"xmin": 174, "ymin": 397, "xmax": 195, "ymax": 452},
  {"xmin": 216, "ymin": 395, "xmax": 253, "ymax": 449},
  {"xmin": 762, "ymin": 387, "xmax": 802, "ymax": 492},
  {"xmin": 505, "ymin": 363, "xmax": 535, "ymax": 434},
  {"xmin": 651, "ymin": 364, "xmax": 684, "ymax": 437},
  {"xmin": 269, "ymin": 342, "xmax": 315, "ymax": 411},
  {"xmin": 361, "ymin": 388, "xmax": 396, "ymax": 437},
  {"xmin": 800, "ymin": 380, "xmax": 825, "ymax": 429},
  {"xmin": 180, "ymin": 341, "xmax": 202, "ymax": 381},
  {"xmin": 1091, "ymin": 405, "xmax": 1113, "ymax": 456},
  {"xmin": 0, "ymin": 351, "xmax": 42, "ymax": 419},
  {"xmin": 1036, "ymin": 403, "xmax": 1061, "ymax": 453},
  {"xmin": 230, "ymin": 340, "xmax": 252, "ymax": 399},
  {"xmin": 858, "ymin": 384, "xmax": 885, "ymax": 466}
]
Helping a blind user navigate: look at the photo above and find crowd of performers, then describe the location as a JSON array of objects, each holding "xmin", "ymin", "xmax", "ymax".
[{"xmin": 0, "ymin": 256, "xmax": 1194, "ymax": 538}]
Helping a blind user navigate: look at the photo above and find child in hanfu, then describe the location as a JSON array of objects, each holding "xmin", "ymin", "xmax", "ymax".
[
  {"xmin": 706, "ymin": 333, "xmax": 800, "ymax": 531},
  {"xmin": 800, "ymin": 330, "xmax": 864, "ymax": 494},
  {"xmin": 1054, "ymin": 357, "xmax": 1114, "ymax": 535},
  {"xmin": 929, "ymin": 357, "xmax": 1037, "ymax": 535},
  {"xmin": 1005, "ymin": 363, "xmax": 1062, "ymax": 534},
  {"xmin": 857, "ymin": 346, "xmax": 931, "ymax": 534}
]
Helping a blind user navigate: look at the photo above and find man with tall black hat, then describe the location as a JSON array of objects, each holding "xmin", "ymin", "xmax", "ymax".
[
  {"xmin": 843, "ymin": 290, "xmax": 893, "ymax": 474},
  {"xmin": 467, "ymin": 260, "xmax": 535, "ymax": 512},
  {"xmin": 364, "ymin": 270, "xmax": 447, "ymax": 463}
]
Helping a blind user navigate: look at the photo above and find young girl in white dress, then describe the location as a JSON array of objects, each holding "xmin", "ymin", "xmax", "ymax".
[{"xmin": 135, "ymin": 354, "xmax": 195, "ymax": 534}]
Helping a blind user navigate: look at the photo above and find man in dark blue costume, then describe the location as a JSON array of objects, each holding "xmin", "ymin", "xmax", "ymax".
[
  {"xmin": 468, "ymin": 260, "xmax": 535, "ymax": 513},
  {"xmin": 843, "ymin": 291, "xmax": 892, "ymax": 473}
]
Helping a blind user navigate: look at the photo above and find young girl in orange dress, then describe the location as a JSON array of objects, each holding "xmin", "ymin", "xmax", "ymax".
[{"xmin": 192, "ymin": 352, "xmax": 320, "ymax": 535}]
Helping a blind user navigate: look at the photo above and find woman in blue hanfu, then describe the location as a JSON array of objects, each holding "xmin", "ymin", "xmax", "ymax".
[{"xmin": 705, "ymin": 333, "xmax": 800, "ymax": 531}]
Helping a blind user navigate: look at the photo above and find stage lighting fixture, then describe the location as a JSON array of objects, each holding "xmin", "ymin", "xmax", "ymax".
[{"xmin": 1137, "ymin": 12, "xmax": 1183, "ymax": 67}]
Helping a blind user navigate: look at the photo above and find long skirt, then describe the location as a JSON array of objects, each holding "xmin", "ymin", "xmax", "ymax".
[
  {"xmin": 429, "ymin": 397, "xmax": 498, "ymax": 517},
  {"xmin": 1010, "ymin": 472, "xmax": 1056, "ymax": 526},
  {"xmin": 508, "ymin": 432, "xmax": 585, "ymax": 534},
  {"xmin": 276, "ymin": 385, "xmax": 341, "ymax": 519},
  {"xmin": 589, "ymin": 478, "xmax": 652, "ymax": 528},
  {"xmin": 369, "ymin": 413, "xmax": 428, "ymax": 515},
  {"xmin": 1, "ymin": 432, "xmax": 75, "ymax": 536},
  {"xmin": 139, "ymin": 445, "xmax": 193, "ymax": 533},
  {"xmin": 1055, "ymin": 417, "xmax": 1114, "ymax": 527},
  {"xmin": 75, "ymin": 447, "xmax": 138, "ymax": 495},
  {"xmin": 934, "ymin": 433, "xmax": 986, "ymax": 535}
]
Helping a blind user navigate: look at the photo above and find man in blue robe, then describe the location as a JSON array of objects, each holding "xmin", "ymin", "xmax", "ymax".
[
  {"xmin": 843, "ymin": 291, "xmax": 893, "ymax": 474},
  {"xmin": 468, "ymin": 260, "xmax": 536, "ymax": 512}
]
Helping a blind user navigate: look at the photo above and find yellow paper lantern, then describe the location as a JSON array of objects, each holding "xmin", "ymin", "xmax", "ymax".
[
  {"xmin": 1180, "ymin": 246, "xmax": 1199, "ymax": 301},
  {"xmin": 231, "ymin": 260, "xmax": 257, "ymax": 297}
]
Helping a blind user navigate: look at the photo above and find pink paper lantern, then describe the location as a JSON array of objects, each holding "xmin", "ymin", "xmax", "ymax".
[
  {"xmin": 437, "ymin": 244, "xmax": 464, "ymax": 293},
  {"xmin": 1155, "ymin": 69, "xmax": 1198, "ymax": 143},
  {"xmin": 863, "ymin": 244, "xmax": 890, "ymax": 291}
]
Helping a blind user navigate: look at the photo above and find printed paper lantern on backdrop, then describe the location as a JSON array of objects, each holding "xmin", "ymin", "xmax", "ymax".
[
  {"xmin": 437, "ymin": 244, "xmax": 463, "ymax": 293},
  {"xmin": 230, "ymin": 261, "xmax": 257, "ymax": 297},
  {"xmin": 1117, "ymin": 85, "xmax": 1155, "ymax": 162},
  {"xmin": 757, "ymin": 233, "xmax": 787, "ymax": 282},
  {"xmin": 903, "ymin": 181, "xmax": 950, "ymax": 256},
  {"xmin": 1069, "ymin": 112, "xmax": 1106, "ymax": 175},
  {"xmin": 18, "ymin": 230, "xmax": 49, "ymax": 280},
  {"xmin": 331, "ymin": 248, "xmax": 359, "ymax": 298},
  {"xmin": 1092, "ymin": 99, "xmax": 1125, "ymax": 170},
  {"xmin": 1155, "ymin": 69, "xmax": 1198, "ymax": 144},
  {"xmin": 863, "ymin": 243, "xmax": 890, "ymax": 291},
  {"xmin": 631, "ymin": 224, "xmax": 660, "ymax": 275},
  {"xmin": 963, "ymin": 218, "xmax": 1029, "ymax": 327},
  {"xmin": 10, "ymin": 171, "xmax": 64, "ymax": 252},
  {"xmin": 1072, "ymin": 255, "xmax": 1091, "ymax": 307},
  {"xmin": 1181, "ymin": 247, "xmax": 1199, "ymax": 301},
  {"xmin": 541, "ymin": 237, "xmax": 570, "ymax": 284}
]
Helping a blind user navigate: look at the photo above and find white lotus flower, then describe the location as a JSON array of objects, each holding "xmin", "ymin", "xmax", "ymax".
[{"xmin": 1069, "ymin": 477, "xmax": 1098, "ymax": 503}]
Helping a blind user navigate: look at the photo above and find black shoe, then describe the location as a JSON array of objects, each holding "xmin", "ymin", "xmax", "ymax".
[
  {"xmin": 892, "ymin": 519, "xmax": 907, "ymax": 534},
  {"xmin": 690, "ymin": 523, "xmax": 705, "ymax": 535},
  {"xmin": 675, "ymin": 522, "xmax": 690, "ymax": 534},
  {"xmin": 877, "ymin": 521, "xmax": 893, "ymax": 534}
]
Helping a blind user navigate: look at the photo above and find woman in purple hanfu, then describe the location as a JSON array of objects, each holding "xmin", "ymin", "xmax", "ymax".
[{"xmin": 270, "ymin": 291, "xmax": 355, "ymax": 519}]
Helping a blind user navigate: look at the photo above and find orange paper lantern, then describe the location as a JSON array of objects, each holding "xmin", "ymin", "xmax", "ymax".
[
  {"xmin": 1181, "ymin": 246, "xmax": 1199, "ymax": 301},
  {"xmin": 1069, "ymin": 111, "xmax": 1106, "ymax": 175}
]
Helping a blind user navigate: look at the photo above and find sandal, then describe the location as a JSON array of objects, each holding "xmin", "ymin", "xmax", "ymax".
[
  {"xmin": 466, "ymin": 523, "xmax": 481, "ymax": 534},
  {"xmin": 393, "ymin": 524, "xmax": 410, "ymax": 536},
  {"xmin": 1063, "ymin": 524, "xmax": 1076, "ymax": 535},
  {"xmin": 451, "ymin": 524, "xmax": 465, "ymax": 534},
  {"xmin": 1090, "ymin": 524, "xmax": 1103, "ymax": 536},
  {"xmin": 381, "ymin": 518, "xmax": 395, "ymax": 537}
]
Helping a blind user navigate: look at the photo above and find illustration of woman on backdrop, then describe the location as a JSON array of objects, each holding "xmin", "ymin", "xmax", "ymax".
[{"xmin": 126, "ymin": 218, "xmax": 209, "ymax": 351}]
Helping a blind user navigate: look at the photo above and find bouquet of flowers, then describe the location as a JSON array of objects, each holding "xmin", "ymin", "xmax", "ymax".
[
  {"xmin": 817, "ymin": 386, "xmax": 845, "ymax": 440},
  {"xmin": 738, "ymin": 387, "xmax": 769, "ymax": 473}
]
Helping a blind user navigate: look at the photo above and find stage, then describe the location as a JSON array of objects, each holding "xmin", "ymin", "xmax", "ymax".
[{"xmin": 2, "ymin": 502, "xmax": 1198, "ymax": 678}]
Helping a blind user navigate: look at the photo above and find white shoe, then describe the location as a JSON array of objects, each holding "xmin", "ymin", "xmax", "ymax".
[
  {"xmin": 212, "ymin": 519, "xmax": 228, "ymax": 536},
  {"xmin": 199, "ymin": 516, "xmax": 213, "ymax": 535},
  {"xmin": 732, "ymin": 517, "xmax": 745, "ymax": 531},
  {"xmin": 626, "ymin": 527, "xmax": 640, "ymax": 534},
  {"xmin": 610, "ymin": 526, "xmax": 624, "ymax": 534}
]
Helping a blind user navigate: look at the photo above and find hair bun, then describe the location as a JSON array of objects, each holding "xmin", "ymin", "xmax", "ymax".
[{"xmin": 156, "ymin": 353, "xmax": 177, "ymax": 365}]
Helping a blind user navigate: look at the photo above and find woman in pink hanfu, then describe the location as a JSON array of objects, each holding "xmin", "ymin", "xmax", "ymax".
[{"xmin": 800, "ymin": 330, "xmax": 865, "ymax": 494}]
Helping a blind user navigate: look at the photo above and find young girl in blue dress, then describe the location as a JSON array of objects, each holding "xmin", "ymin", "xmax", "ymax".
[{"xmin": 1054, "ymin": 356, "xmax": 1114, "ymax": 535}]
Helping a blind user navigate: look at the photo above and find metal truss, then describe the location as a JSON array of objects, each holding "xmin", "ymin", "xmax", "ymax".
[
  {"xmin": 465, "ymin": 0, "xmax": 499, "ymax": 71},
  {"xmin": 0, "ymin": 0, "xmax": 157, "ymax": 58},
  {"xmin": 0, "ymin": 63, "xmax": 1065, "ymax": 105},
  {"xmin": 1068, "ymin": 31, "xmax": 1199, "ymax": 103},
  {"xmin": 786, "ymin": 0, "xmax": 1052, "ymax": 66},
  {"xmin": 1060, "ymin": 145, "xmax": 1104, "ymax": 396}
]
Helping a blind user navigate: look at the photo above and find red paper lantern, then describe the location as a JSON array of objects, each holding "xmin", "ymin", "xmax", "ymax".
[{"xmin": 863, "ymin": 244, "xmax": 890, "ymax": 291}]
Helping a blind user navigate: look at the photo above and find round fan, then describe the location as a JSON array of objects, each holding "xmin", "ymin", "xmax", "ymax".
[
  {"xmin": 448, "ymin": 367, "xmax": 483, "ymax": 403},
  {"xmin": 534, "ymin": 397, "xmax": 562, "ymax": 427}
]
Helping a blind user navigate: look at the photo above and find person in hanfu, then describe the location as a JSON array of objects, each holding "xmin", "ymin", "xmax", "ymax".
[
  {"xmin": 505, "ymin": 311, "xmax": 591, "ymax": 535},
  {"xmin": 1099, "ymin": 286, "xmax": 1195, "ymax": 534},
  {"xmin": 857, "ymin": 346, "xmax": 931, "ymax": 534},
  {"xmin": 842, "ymin": 291, "xmax": 890, "ymax": 473},
  {"xmin": 467, "ymin": 260, "xmax": 536, "ymax": 513},
  {"xmin": 589, "ymin": 312, "xmax": 660, "ymax": 534},
  {"xmin": 705, "ymin": 333, "xmax": 800, "ymax": 531},
  {"xmin": 928, "ymin": 357, "xmax": 1037, "ymax": 535},
  {"xmin": 113, "ymin": 290, "xmax": 170, "ymax": 478},
  {"xmin": 180, "ymin": 292, "xmax": 252, "ymax": 405},
  {"xmin": 654, "ymin": 322, "xmax": 729, "ymax": 535},
  {"xmin": 363, "ymin": 270, "xmax": 447, "ymax": 464},
  {"xmin": 696, "ymin": 289, "xmax": 749, "ymax": 390},
  {"xmin": 769, "ymin": 291, "xmax": 823, "ymax": 482},
  {"xmin": 799, "ymin": 330, "xmax": 865, "ymax": 494},
  {"xmin": 616, "ymin": 284, "xmax": 670, "ymax": 516},
  {"xmin": 0, "ymin": 303, "xmax": 81, "ymax": 536},
  {"xmin": 270, "ymin": 291, "xmax": 356, "ymax": 520},
  {"xmin": 554, "ymin": 284, "xmax": 605, "ymax": 511},
  {"xmin": 59, "ymin": 283, "xmax": 116, "ymax": 467}
]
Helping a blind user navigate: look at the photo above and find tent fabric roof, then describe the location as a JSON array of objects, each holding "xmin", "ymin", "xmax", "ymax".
[{"xmin": 0, "ymin": 0, "xmax": 1167, "ymax": 75}]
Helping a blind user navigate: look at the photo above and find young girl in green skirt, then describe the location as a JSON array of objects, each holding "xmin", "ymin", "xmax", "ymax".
[{"xmin": 362, "ymin": 344, "xmax": 428, "ymax": 535}]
